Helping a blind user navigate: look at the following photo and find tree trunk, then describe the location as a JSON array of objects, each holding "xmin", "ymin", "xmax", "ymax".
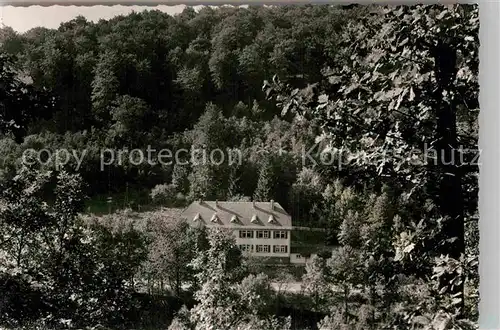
[
  {"xmin": 16, "ymin": 231, "xmax": 25, "ymax": 267},
  {"xmin": 433, "ymin": 41, "xmax": 465, "ymax": 315},
  {"xmin": 176, "ymin": 268, "xmax": 181, "ymax": 297},
  {"xmin": 344, "ymin": 285, "xmax": 349, "ymax": 323},
  {"xmin": 369, "ymin": 285, "xmax": 376, "ymax": 328}
]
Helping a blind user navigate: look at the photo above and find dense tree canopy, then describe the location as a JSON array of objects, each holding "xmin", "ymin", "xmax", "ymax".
[{"xmin": 0, "ymin": 4, "xmax": 478, "ymax": 329}]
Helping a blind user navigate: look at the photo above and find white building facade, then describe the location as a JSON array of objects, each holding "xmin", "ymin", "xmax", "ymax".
[{"xmin": 181, "ymin": 200, "xmax": 293, "ymax": 261}]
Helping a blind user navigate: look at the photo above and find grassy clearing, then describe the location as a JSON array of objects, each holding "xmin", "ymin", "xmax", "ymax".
[
  {"xmin": 84, "ymin": 188, "xmax": 154, "ymax": 215},
  {"xmin": 290, "ymin": 229, "xmax": 327, "ymax": 247}
]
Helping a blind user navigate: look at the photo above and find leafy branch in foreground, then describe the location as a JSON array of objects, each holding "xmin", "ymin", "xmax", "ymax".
[{"xmin": 264, "ymin": 3, "xmax": 478, "ymax": 325}]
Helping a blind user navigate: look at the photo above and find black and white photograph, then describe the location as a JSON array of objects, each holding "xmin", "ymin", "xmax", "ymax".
[{"xmin": 0, "ymin": 3, "xmax": 480, "ymax": 330}]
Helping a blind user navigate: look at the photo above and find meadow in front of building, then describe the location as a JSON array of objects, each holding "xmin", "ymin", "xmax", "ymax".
[{"xmin": 0, "ymin": 3, "xmax": 478, "ymax": 330}]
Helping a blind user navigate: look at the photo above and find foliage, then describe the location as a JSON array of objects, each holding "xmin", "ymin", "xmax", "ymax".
[
  {"xmin": 0, "ymin": 167, "xmax": 149, "ymax": 328},
  {"xmin": 172, "ymin": 228, "xmax": 291, "ymax": 330},
  {"xmin": 264, "ymin": 3, "xmax": 478, "ymax": 326},
  {"xmin": 0, "ymin": 4, "xmax": 478, "ymax": 329},
  {"xmin": 150, "ymin": 183, "xmax": 186, "ymax": 207},
  {"xmin": 0, "ymin": 53, "xmax": 54, "ymax": 142},
  {"xmin": 142, "ymin": 214, "xmax": 199, "ymax": 296}
]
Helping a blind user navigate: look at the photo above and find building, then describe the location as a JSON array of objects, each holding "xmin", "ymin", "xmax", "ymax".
[{"xmin": 181, "ymin": 200, "xmax": 292, "ymax": 262}]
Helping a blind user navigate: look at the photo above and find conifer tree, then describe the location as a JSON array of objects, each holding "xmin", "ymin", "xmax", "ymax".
[{"xmin": 253, "ymin": 158, "xmax": 273, "ymax": 202}]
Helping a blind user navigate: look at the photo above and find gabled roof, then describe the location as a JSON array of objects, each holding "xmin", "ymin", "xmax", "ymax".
[{"xmin": 181, "ymin": 201, "xmax": 292, "ymax": 229}]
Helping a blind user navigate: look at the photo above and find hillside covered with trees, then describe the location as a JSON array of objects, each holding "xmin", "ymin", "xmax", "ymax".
[{"xmin": 0, "ymin": 4, "xmax": 478, "ymax": 330}]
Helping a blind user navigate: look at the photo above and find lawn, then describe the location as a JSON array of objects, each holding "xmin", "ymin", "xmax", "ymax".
[
  {"xmin": 290, "ymin": 229, "xmax": 327, "ymax": 246},
  {"xmin": 84, "ymin": 188, "xmax": 155, "ymax": 215}
]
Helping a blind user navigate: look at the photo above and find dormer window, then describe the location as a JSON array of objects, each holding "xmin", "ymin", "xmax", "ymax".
[
  {"xmin": 230, "ymin": 215, "xmax": 238, "ymax": 223},
  {"xmin": 211, "ymin": 213, "xmax": 219, "ymax": 223},
  {"xmin": 268, "ymin": 214, "xmax": 276, "ymax": 223},
  {"xmin": 251, "ymin": 214, "xmax": 259, "ymax": 223},
  {"xmin": 193, "ymin": 213, "xmax": 202, "ymax": 222}
]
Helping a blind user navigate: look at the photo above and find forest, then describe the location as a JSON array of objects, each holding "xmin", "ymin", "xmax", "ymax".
[{"xmin": 0, "ymin": 4, "xmax": 479, "ymax": 330}]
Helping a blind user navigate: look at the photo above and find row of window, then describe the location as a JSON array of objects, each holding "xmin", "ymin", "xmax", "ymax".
[
  {"xmin": 238, "ymin": 244, "xmax": 288, "ymax": 253},
  {"xmin": 239, "ymin": 230, "xmax": 288, "ymax": 239}
]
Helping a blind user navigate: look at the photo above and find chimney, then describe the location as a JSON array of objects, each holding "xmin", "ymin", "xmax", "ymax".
[
  {"xmin": 198, "ymin": 198, "xmax": 203, "ymax": 205},
  {"xmin": 252, "ymin": 200, "xmax": 256, "ymax": 208},
  {"xmin": 215, "ymin": 200, "xmax": 219, "ymax": 208},
  {"xmin": 270, "ymin": 200, "xmax": 274, "ymax": 210}
]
